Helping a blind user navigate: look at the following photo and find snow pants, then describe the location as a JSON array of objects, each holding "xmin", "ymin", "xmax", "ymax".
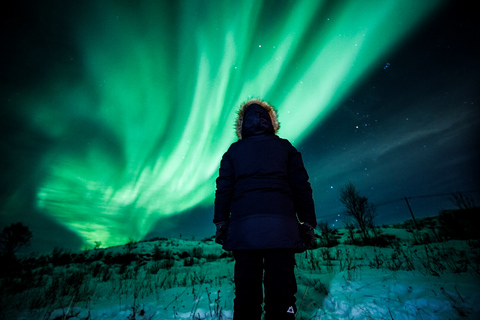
[{"xmin": 232, "ymin": 249, "xmax": 297, "ymax": 320}]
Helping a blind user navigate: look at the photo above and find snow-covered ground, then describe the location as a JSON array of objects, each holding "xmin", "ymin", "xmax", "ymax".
[{"xmin": 2, "ymin": 225, "xmax": 480, "ymax": 319}]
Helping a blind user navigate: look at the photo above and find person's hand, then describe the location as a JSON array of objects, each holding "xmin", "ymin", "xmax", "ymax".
[
  {"xmin": 215, "ymin": 221, "xmax": 229, "ymax": 245},
  {"xmin": 299, "ymin": 222, "xmax": 315, "ymax": 249}
]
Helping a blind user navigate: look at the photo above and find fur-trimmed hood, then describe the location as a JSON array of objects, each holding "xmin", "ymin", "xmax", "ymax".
[{"xmin": 236, "ymin": 99, "xmax": 280, "ymax": 139}]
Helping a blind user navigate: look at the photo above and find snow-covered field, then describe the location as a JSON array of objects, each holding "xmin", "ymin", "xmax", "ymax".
[{"xmin": 2, "ymin": 221, "xmax": 480, "ymax": 320}]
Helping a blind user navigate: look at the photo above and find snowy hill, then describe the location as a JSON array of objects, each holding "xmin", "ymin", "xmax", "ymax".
[{"xmin": 1, "ymin": 215, "xmax": 480, "ymax": 319}]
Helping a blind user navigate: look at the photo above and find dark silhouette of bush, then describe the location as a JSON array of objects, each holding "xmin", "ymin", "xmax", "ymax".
[
  {"xmin": 317, "ymin": 221, "xmax": 340, "ymax": 247},
  {"xmin": 50, "ymin": 247, "xmax": 73, "ymax": 266},
  {"xmin": 450, "ymin": 192, "xmax": 476, "ymax": 210},
  {"xmin": 102, "ymin": 251, "xmax": 137, "ymax": 265},
  {"xmin": 72, "ymin": 252, "xmax": 87, "ymax": 264},
  {"xmin": 192, "ymin": 246, "xmax": 204, "ymax": 258},
  {"xmin": 184, "ymin": 256, "xmax": 197, "ymax": 267},
  {"xmin": 0, "ymin": 222, "xmax": 32, "ymax": 259},
  {"xmin": 344, "ymin": 220, "xmax": 357, "ymax": 244},
  {"xmin": 363, "ymin": 232, "xmax": 398, "ymax": 247},
  {"xmin": 439, "ymin": 207, "xmax": 480, "ymax": 240},
  {"xmin": 153, "ymin": 244, "xmax": 164, "ymax": 260}
]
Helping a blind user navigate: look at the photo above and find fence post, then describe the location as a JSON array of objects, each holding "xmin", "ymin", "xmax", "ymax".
[{"xmin": 404, "ymin": 196, "xmax": 419, "ymax": 230}]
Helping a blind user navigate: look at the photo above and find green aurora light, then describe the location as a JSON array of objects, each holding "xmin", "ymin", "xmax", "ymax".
[{"xmin": 28, "ymin": 0, "xmax": 444, "ymax": 247}]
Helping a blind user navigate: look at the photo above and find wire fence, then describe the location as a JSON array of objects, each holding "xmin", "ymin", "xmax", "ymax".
[{"xmin": 322, "ymin": 190, "xmax": 480, "ymax": 228}]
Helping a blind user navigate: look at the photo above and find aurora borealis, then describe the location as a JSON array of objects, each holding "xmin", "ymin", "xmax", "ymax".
[{"xmin": 2, "ymin": 0, "xmax": 479, "ymax": 251}]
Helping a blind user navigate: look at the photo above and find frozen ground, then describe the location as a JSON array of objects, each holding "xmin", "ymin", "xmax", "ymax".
[{"xmin": 2, "ymin": 224, "xmax": 480, "ymax": 319}]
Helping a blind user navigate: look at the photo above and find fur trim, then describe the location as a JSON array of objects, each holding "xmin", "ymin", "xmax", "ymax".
[{"xmin": 236, "ymin": 99, "xmax": 280, "ymax": 139}]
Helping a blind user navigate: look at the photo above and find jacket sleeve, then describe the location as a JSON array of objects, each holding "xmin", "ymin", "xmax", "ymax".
[
  {"xmin": 213, "ymin": 150, "xmax": 235, "ymax": 224},
  {"xmin": 287, "ymin": 144, "xmax": 317, "ymax": 228}
]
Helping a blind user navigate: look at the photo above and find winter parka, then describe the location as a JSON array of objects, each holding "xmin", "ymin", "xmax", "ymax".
[{"xmin": 214, "ymin": 99, "xmax": 316, "ymax": 251}]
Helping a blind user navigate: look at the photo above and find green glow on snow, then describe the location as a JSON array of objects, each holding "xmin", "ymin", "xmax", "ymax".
[{"xmin": 29, "ymin": 0, "xmax": 444, "ymax": 247}]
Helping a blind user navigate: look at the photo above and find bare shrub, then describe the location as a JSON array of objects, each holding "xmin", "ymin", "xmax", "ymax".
[
  {"xmin": 450, "ymin": 192, "xmax": 476, "ymax": 210},
  {"xmin": 317, "ymin": 222, "xmax": 339, "ymax": 247},
  {"xmin": 439, "ymin": 207, "xmax": 480, "ymax": 240},
  {"xmin": 339, "ymin": 182, "xmax": 377, "ymax": 242}
]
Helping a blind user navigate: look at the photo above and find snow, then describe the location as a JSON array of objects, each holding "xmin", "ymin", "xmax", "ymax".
[
  {"xmin": 2, "ymin": 226, "xmax": 480, "ymax": 320},
  {"xmin": 318, "ymin": 270, "xmax": 479, "ymax": 319}
]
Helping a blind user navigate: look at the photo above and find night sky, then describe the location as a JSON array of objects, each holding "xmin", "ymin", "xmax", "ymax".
[{"xmin": 1, "ymin": 0, "xmax": 478, "ymax": 252}]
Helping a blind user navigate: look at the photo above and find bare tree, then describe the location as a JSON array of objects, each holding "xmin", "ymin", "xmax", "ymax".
[{"xmin": 339, "ymin": 182, "xmax": 377, "ymax": 241}]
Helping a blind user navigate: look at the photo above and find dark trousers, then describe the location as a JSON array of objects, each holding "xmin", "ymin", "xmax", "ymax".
[{"xmin": 233, "ymin": 249, "xmax": 297, "ymax": 320}]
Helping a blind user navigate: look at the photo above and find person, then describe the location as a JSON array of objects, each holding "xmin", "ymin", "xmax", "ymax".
[{"xmin": 213, "ymin": 98, "xmax": 317, "ymax": 319}]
